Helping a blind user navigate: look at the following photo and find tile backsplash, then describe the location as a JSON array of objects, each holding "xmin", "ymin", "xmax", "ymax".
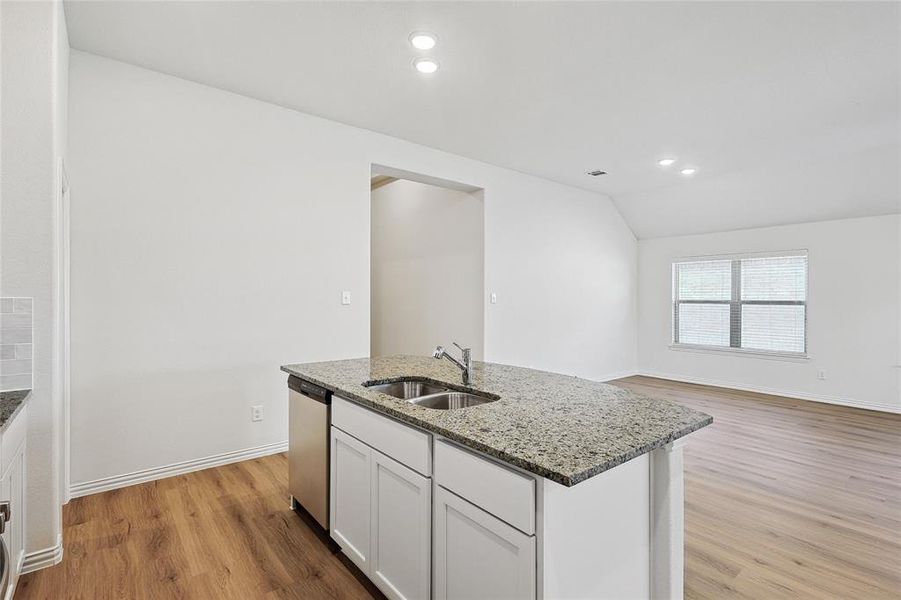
[{"xmin": 0, "ymin": 298, "xmax": 33, "ymax": 391}]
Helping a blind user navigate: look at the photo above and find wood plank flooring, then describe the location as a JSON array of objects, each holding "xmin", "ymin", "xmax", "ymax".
[
  {"xmin": 17, "ymin": 376, "xmax": 901, "ymax": 599},
  {"xmin": 615, "ymin": 376, "xmax": 901, "ymax": 600},
  {"xmin": 16, "ymin": 453, "xmax": 379, "ymax": 600}
]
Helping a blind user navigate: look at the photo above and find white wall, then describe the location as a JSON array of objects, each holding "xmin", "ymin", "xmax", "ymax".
[
  {"xmin": 371, "ymin": 179, "xmax": 483, "ymax": 359},
  {"xmin": 1, "ymin": 0, "xmax": 67, "ymax": 560},
  {"xmin": 638, "ymin": 215, "xmax": 901, "ymax": 412},
  {"xmin": 68, "ymin": 51, "xmax": 637, "ymax": 489}
]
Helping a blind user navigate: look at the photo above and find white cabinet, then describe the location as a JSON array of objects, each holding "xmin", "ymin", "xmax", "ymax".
[
  {"xmin": 370, "ymin": 450, "xmax": 430, "ymax": 600},
  {"xmin": 330, "ymin": 424, "xmax": 431, "ymax": 600},
  {"xmin": 433, "ymin": 485, "xmax": 536, "ymax": 600},
  {"xmin": 0, "ymin": 404, "xmax": 27, "ymax": 600},
  {"xmin": 5, "ymin": 447, "xmax": 25, "ymax": 572},
  {"xmin": 333, "ymin": 396, "xmax": 431, "ymax": 476},
  {"xmin": 434, "ymin": 440, "xmax": 535, "ymax": 535},
  {"xmin": 330, "ymin": 427, "xmax": 371, "ymax": 572},
  {"xmin": 323, "ymin": 396, "xmax": 675, "ymax": 600}
]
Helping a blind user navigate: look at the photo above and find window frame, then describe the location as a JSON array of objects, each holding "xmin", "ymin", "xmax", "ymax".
[{"xmin": 671, "ymin": 250, "xmax": 809, "ymax": 359}]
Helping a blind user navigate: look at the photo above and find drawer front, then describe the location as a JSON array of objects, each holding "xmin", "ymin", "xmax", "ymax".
[
  {"xmin": 332, "ymin": 396, "xmax": 431, "ymax": 476},
  {"xmin": 434, "ymin": 440, "xmax": 535, "ymax": 535}
]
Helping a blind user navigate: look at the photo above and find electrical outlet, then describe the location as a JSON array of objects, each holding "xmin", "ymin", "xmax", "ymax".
[
  {"xmin": 251, "ymin": 405, "xmax": 263, "ymax": 422},
  {"xmin": 341, "ymin": 291, "xmax": 351, "ymax": 305},
  {"xmin": 817, "ymin": 369, "xmax": 827, "ymax": 380}
]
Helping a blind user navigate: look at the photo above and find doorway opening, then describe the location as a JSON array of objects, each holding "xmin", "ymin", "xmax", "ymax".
[{"xmin": 370, "ymin": 166, "xmax": 484, "ymax": 360}]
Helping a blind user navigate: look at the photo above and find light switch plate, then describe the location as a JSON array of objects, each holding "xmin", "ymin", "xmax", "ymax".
[
  {"xmin": 489, "ymin": 292, "xmax": 497, "ymax": 304},
  {"xmin": 341, "ymin": 291, "xmax": 351, "ymax": 305}
]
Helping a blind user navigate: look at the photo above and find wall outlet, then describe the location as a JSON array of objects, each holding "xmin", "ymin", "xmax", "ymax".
[
  {"xmin": 817, "ymin": 369, "xmax": 827, "ymax": 380},
  {"xmin": 251, "ymin": 405, "xmax": 263, "ymax": 422},
  {"xmin": 341, "ymin": 291, "xmax": 351, "ymax": 305}
]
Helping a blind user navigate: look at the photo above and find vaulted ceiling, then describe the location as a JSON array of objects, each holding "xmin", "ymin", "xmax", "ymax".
[{"xmin": 64, "ymin": 1, "xmax": 900, "ymax": 238}]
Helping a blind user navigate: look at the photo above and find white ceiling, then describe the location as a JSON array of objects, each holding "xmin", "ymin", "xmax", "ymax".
[{"xmin": 64, "ymin": 1, "xmax": 900, "ymax": 238}]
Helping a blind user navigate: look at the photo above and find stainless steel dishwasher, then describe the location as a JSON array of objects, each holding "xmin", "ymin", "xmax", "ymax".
[{"xmin": 288, "ymin": 376, "xmax": 331, "ymax": 531}]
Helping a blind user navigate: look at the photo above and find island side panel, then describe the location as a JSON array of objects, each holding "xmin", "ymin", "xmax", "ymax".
[
  {"xmin": 537, "ymin": 453, "xmax": 651, "ymax": 600},
  {"xmin": 650, "ymin": 439, "xmax": 685, "ymax": 600}
]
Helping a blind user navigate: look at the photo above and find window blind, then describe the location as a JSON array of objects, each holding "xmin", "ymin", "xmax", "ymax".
[{"xmin": 673, "ymin": 251, "xmax": 807, "ymax": 355}]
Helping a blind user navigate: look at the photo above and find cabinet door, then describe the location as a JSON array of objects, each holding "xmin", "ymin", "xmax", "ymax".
[
  {"xmin": 370, "ymin": 450, "xmax": 431, "ymax": 600},
  {"xmin": 330, "ymin": 427, "xmax": 372, "ymax": 573},
  {"xmin": 434, "ymin": 486, "xmax": 535, "ymax": 600}
]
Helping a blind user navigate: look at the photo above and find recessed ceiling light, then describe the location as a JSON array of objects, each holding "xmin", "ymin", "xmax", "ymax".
[
  {"xmin": 413, "ymin": 58, "xmax": 439, "ymax": 74},
  {"xmin": 410, "ymin": 32, "xmax": 437, "ymax": 50},
  {"xmin": 657, "ymin": 158, "xmax": 676, "ymax": 167},
  {"xmin": 680, "ymin": 167, "xmax": 697, "ymax": 176}
]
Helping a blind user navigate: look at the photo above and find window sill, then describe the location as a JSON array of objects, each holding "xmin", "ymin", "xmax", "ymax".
[{"xmin": 669, "ymin": 344, "xmax": 810, "ymax": 362}]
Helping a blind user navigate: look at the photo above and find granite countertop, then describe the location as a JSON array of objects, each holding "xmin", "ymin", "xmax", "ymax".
[
  {"xmin": 282, "ymin": 356, "xmax": 712, "ymax": 486},
  {"xmin": 0, "ymin": 389, "xmax": 31, "ymax": 432}
]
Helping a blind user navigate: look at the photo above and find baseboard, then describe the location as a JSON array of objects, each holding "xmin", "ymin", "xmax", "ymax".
[
  {"xmin": 69, "ymin": 440, "xmax": 288, "ymax": 499},
  {"xmin": 600, "ymin": 369, "xmax": 640, "ymax": 382},
  {"xmin": 636, "ymin": 371, "xmax": 901, "ymax": 414},
  {"xmin": 22, "ymin": 534, "xmax": 63, "ymax": 574}
]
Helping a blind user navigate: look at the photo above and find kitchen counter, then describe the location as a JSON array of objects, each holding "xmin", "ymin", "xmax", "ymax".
[
  {"xmin": 281, "ymin": 356, "xmax": 711, "ymax": 486},
  {"xmin": 0, "ymin": 389, "xmax": 30, "ymax": 433}
]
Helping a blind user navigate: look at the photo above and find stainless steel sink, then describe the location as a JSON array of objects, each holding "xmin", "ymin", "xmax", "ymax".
[
  {"xmin": 363, "ymin": 378, "xmax": 499, "ymax": 409},
  {"xmin": 409, "ymin": 392, "xmax": 497, "ymax": 410},
  {"xmin": 365, "ymin": 380, "xmax": 449, "ymax": 400}
]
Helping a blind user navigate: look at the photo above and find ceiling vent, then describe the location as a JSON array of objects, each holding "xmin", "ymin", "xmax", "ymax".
[{"xmin": 586, "ymin": 170, "xmax": 607, "ymax": 177}]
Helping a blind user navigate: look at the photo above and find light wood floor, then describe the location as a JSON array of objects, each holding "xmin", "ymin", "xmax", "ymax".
[
  {"xmin": 616, "ymin": 376, "xmax": 901, "ymax": 599},
  {"xmin": 17, "ymin": 376, "xmax": 901, "ymax": 599},
  {"xmin": 16, "ymin": 453, "xmax": 379, "ymax": 600}
]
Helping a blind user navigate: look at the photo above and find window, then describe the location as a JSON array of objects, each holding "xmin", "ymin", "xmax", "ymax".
[{"xmin": 672, "ymin": 251, "xmax": 807, "ymax": 356}]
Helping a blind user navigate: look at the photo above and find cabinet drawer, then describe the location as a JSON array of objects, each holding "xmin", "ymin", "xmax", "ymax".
[
  {"xmin": 332, "ymin": 396, "xmax": 431, "ymax": 476},
  {"xmin": 434, "ymin": 440, "xmax": 535, "ymax": 535}
]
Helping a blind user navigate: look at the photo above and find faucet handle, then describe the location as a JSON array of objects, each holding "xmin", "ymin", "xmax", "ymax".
[{"xmin": 453, "ymin": 341, "xmax": 470, "ymax": 352}]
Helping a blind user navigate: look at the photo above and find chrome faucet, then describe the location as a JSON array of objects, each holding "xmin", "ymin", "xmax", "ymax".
[{"xmin": 433, "ymin": 342, "xmax": 473, "ymax": 385}]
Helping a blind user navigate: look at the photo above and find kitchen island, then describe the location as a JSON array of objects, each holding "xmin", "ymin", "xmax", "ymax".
[{"xmin": 282, "ymin": 356, "xmax": 712, "ymax": 600}]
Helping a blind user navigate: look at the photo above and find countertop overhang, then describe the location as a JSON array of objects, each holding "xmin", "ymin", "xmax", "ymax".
[
  {"xmin": 281, "ymin": 356, "xmax": 712, "ymax": 486},
  {"xmin": 0, "ymin": 389, "xmax": 30, "ymax": 433}
]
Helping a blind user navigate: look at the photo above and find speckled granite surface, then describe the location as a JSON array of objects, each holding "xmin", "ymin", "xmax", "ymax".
[
  {"xmin": 0, "ymin": 389, "xmax": 30, "ymax": 432},
  {"xmin": 282, "ymin": 356, "xmax": 711, "ymax": 486}
]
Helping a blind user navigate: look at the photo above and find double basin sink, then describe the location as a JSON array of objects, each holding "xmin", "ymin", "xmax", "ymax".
[{"xmin": 364, "ymin": 379, "xmax": 498, "ymax": 410}]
